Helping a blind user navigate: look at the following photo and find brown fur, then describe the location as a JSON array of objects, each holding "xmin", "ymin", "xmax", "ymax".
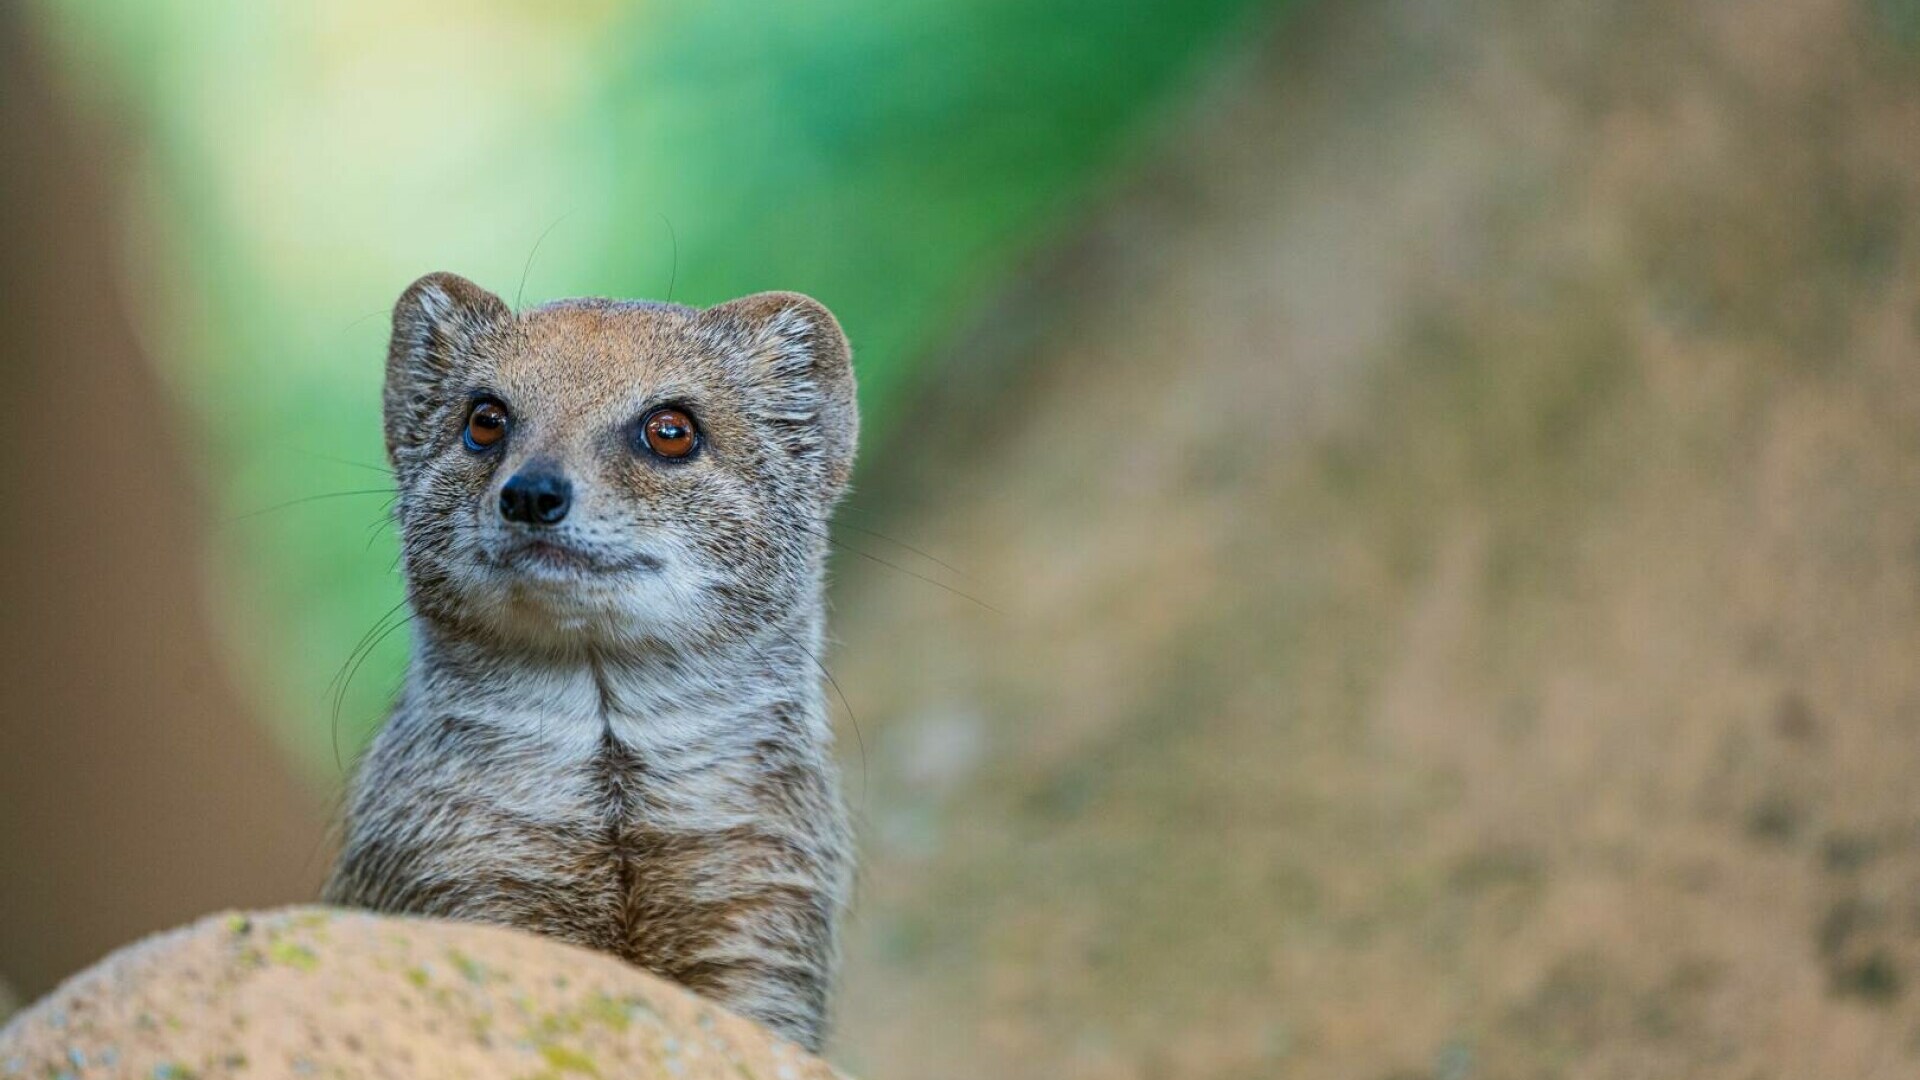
[{"xmin": 326, "ymin": 273, "xmax": 856, "ymax": 1050}]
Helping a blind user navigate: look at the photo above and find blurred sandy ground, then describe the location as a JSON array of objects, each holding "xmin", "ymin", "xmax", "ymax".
[
  {"xmin": 828, "ymin": 0, "xmax": 1920, "ymax": 1076},
  {"xmin": 7, "ymin": 0, "xmax": 1920, "ymax": 1077}
]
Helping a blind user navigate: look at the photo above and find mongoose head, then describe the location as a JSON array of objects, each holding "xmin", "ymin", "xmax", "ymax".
[{"xmin": 383, "ymin": 272, "xmax": 857, "ymax": 652}]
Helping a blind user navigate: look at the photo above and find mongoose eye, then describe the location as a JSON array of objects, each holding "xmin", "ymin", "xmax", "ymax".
[
  {"xmin": 464, "ymin": 398, "xmax": 510, "ymax": 451},
  {"xmin": 639, "ymin": 406, "xmax": 699, "ymax": 460}
]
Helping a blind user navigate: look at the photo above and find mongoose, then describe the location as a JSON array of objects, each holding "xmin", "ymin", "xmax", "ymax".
[{"xmin": 325, "ymin": 272, "xmax": 857, "ymax": 1051}]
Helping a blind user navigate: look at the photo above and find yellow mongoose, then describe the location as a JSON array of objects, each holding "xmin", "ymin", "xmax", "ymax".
[{"xmin": 326, "ymin": 272, "xmax": 856, "ymax": 1051}]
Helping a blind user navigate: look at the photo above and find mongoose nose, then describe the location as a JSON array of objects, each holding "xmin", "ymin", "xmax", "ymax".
[{"xmin": 499, "ymin": 471, "xmax": 572, "ymax": 526}]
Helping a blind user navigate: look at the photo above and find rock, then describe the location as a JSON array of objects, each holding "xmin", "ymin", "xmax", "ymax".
[{"xmin": 0, "ymin": 907, "xmax": 847, "ymax": 1079}]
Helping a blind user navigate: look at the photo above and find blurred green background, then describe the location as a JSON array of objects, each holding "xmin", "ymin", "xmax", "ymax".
[{"xmin": 27, "ymin": 0, "xmax": 1269, "ymax": 774}]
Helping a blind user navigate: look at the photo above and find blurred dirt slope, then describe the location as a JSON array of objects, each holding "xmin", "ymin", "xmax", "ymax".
[{"xmin": 829, "ymin": 0, "xmax": 1920, "ymax": 1077}]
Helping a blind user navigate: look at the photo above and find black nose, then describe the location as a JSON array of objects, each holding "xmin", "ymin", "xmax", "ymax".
[{"xmin": 499, "ymin": 470, "xmax": 572, "ymax": 526}]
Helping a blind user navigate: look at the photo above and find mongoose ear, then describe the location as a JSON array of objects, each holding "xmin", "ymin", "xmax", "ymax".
[
  {"xmin": 701, "ymin": 291, "xmax": 858, "ymax": 495},
  {"xmin": 384, "ymin": 272, "xmax": 510, "ymax": 461}
]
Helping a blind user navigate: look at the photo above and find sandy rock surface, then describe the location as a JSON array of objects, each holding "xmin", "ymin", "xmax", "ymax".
[{"xmin": 0, "ymin": 907, "xmax": 845, "ymax": 1080}]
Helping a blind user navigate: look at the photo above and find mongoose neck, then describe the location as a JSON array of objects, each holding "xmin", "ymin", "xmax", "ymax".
[{"xmin": 402, "ymin": 608, "xmax": 831, "ymax": 743}]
